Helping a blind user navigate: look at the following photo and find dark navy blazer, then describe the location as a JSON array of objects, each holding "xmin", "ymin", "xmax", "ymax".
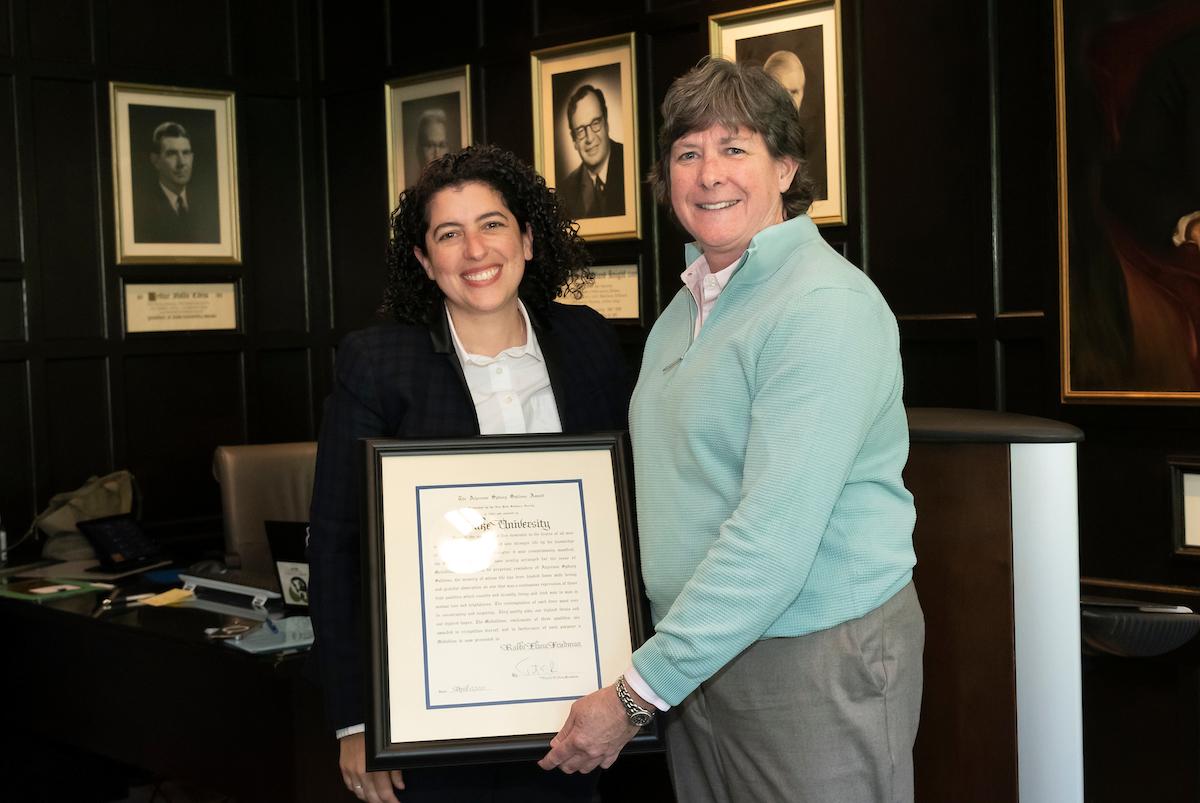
[{"xmin": 309, "ymin": 301, "xmax": 628, "ymax": 731}]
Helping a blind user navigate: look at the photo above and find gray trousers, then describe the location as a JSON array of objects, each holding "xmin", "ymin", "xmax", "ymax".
[{"xmin": 663, "ymin": 582, "xmax": 924, "ymax": 803}]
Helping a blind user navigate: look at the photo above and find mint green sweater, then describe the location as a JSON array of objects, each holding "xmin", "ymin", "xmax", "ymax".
[{"xmin": 629, "ymin": 215, "xmax": 916, "ymax": 706}]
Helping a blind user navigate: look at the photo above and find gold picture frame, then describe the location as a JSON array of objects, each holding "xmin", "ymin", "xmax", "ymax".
[
  {"xmin": 1054, "ymin": 0, "xmax": 1200, "ymax": 402},
  {"xmin": 710, "ymin": 0, "xmax": 845, "ymax": 226},
  {"xmin": 531, "ymin": 33, "xmax": 641, "ymax": 242},
  {"xmin": 385, "ymin": 66, "xmax": 472, "ymax": 212},
  {"xmin": 109, "ymin": 82, "xmax": 241, "ymax": 264}
]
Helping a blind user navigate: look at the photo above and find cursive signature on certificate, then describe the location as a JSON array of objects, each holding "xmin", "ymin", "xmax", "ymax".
[
  {"xmin": 450, "ymin": 684, "xmax": 488, "ymax": 693},
  {"xmin": 512, "ymin": 656, "xmax": 560, "ymax": 678}
]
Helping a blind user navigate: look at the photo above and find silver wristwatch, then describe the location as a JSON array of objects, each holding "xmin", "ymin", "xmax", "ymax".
[{"xmin": 615, "ymin": 675, "xmax": 655, "ymax": 727}]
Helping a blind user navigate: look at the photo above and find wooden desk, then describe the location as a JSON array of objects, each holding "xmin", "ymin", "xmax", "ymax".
[
  {"xmin": 0, "ymin": 588, "xmax": 674, "ymax": 801},
  {"xmin": 0, "ymin": 589, "xmax": 345, "ymax": 802}
]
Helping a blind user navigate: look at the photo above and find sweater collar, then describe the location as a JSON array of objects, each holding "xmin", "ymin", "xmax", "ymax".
[{"xmin": 682, "ymin": 214, "xmax": 819, "ymax": 285}]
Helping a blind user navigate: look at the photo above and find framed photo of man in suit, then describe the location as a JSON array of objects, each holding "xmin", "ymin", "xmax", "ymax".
[
  {"xmin": 710, "ymin": 0, "xmax": 845, "ymax": 227},
  {"xmin": 109, "ymin": 83, "xmax": 241, "ymax": 264},
  {"xmin": 385, "ymin": 66, "xmax": 472, "ymax": 212},
  {"xmin": 532, "ymin": 33, "xmax": 641, "ymax": 241}
]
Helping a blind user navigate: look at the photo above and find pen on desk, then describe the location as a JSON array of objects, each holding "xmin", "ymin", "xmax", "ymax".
[
  {"xmin": 102, "ymin": 592, "xmax": 154, "ymax": 609},
  {"xmin": 263, "ymin": 617, "xmax": 280, "ymax": 635}
]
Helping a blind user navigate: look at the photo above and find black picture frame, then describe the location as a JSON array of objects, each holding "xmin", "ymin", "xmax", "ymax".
[
  {"xmin": 1170, "ymin": 456, "xmax": 1200, "ymax": 559},
  {"xmin": 361, "ymin": 432, "xmax": 661, "ymax": 769}
]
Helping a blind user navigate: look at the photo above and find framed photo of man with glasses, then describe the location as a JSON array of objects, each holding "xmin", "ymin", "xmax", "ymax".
[{"xmin": 532, "ymin": 34, "xmax": 641, "ymax": 241}]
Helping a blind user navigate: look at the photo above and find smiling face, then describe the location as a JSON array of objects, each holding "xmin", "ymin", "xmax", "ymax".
[
  {"xmin": 668, "ymin": 125, "xmax": 798, "ymax": 271},
  {"xmin": 150, "ymin": 135, "xmax": 194, "ymax": 193},
  {"xmin": 569, "ymin": 90, "xmax": 611, "ymax": 172},
  {"xmin": 414, "ymin": 181, "xmax": 533, "ymax": 323}
]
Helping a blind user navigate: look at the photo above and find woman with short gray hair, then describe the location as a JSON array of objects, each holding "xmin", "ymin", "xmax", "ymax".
[{"xmin": 540, "ymin": 57, "xmax": 924, "ymax": 803}]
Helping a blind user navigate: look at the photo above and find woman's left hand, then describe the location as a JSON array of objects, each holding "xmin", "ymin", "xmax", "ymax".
[{"xmin": 538, "ymin": 685, "xmax": 640, "ymax": 773}]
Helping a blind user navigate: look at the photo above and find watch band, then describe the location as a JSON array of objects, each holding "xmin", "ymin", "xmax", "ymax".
[{"xmin": 615, "ymin": 675, "xmax": 655, "ymax": 727}]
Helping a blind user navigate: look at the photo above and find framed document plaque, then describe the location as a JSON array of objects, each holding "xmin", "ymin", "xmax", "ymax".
[{"xmin": 363, "ymin": 433, "xmax": 659, "ymax": 769}]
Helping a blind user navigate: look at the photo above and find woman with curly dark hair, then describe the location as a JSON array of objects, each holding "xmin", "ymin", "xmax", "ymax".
[{"xmin": 309, "ymin": 145, "xmax": 627, "ymax": 803}]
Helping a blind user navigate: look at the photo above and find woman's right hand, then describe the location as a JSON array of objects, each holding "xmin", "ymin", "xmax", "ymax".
[{"xmin": 339, "ymin": 731, "xmax": 405, "ymax": 802}]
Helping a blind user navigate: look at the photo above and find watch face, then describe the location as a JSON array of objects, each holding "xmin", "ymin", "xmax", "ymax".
[{"xmin": 630, "ymin": 711, "xmax": 653, "ymax": 727}]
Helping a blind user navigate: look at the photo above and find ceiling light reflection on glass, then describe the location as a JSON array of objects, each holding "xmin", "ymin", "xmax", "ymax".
[{"xmin": 437, "ymin": 507, "xmax": 499, "ymax": 574}]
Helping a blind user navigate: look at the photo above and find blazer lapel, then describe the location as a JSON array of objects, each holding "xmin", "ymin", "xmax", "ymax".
[
  {"xmin": 428, "ymin": 305, "xmax": 481, "ymax": 436},
  {"xmin": 530, "ymin": 305, "xmax": 572, "ymax": 430}
]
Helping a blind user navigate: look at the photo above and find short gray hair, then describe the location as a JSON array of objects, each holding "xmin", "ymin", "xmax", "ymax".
[
  {"xmin": 649, "ymin": 57, "xmax": 814, "ymax": 219},
  {"xmin": 416, "ymin": 108, "xmax": 447, "ymax": 144},
  {"xmin": 150, "ymin": 121, "xmax": 189, "ymax": 154}
]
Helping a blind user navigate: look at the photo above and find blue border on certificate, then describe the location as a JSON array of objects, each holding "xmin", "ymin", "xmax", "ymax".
[{"xmin": 413, "ymin": 479, "xmax": 603, "ymax": 710}]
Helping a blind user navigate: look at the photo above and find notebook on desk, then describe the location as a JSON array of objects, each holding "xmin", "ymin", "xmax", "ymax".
[{"xmin": 0, "ymin": 577, "xmax": 107, "ymax": 602}]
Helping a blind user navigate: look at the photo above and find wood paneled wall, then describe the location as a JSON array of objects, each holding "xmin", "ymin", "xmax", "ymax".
[
  {"xmin": 0, "ymin": 0, "xmax": 327, "ymax": 537},
  {"xmin": 1, "ymin": 0, "xmax": 1198, "ymax": 622}
]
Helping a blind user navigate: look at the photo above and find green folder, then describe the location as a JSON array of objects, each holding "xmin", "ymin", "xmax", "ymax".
[{"xmin": 0, "ymin": 577, "xmax": 106, "ymax": 602}]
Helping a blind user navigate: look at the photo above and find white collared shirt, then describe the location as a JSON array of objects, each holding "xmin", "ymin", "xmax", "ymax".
[
  {"xmin": 680, "ymin": 250, "xmax": 744, "ymax": 338},
  {"xmin": 447, "ymin": 300, "xmax": 563, "ymax": 436},
  {"xmin": 584, "ymin": 151, "xmax": 611, "ymax": 188}
]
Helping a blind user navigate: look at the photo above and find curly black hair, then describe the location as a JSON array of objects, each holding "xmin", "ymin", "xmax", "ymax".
[{"xmin": 381, "ymin": 144, "xmax": 593, "ymax": 324}]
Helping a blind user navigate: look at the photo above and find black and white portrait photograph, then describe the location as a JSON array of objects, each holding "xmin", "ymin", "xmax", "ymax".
[
  {"xmin": 711, "ymin": 0, "xmax": 845, "ymax": 225},
  {"xmin": 533, "ymin": 34, "xmax": 641, "ymax": 241},
  {"xmin": 110, "ymin": 83, "xmax": 241, "ymax": 264},
  {"xmin": 734, "ymin": 27, "xmax": 828, "ymax": 202},
  {"xmin": 385, "ymin": 67, "xmax": 471, "ymax": 209},
  {"xmin": 128, "ymin": 106, "xmax": 220, "ymax": 245},
  {"xmin": 550, "ymin": 65, "xmax": 626, "ymax": 222}
]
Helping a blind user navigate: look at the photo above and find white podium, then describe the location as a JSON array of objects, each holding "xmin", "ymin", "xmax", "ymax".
[{"xmin": 906, "ymin": 407, "xmax": 1083, "ymax": 803}]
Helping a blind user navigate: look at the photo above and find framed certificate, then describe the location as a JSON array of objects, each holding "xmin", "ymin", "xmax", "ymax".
[
  {"xmin": 558, "ymin": 263, "xmax": 641, "ymax": 324},
  {"xmin": 363, "ymin": 433, "xmax": 660, "ymax": 769}
]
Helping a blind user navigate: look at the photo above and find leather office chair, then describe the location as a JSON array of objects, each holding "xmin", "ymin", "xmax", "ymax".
[{"xmin": 212, "ymin": 441, "xmax": 317, "ymax": 590}]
